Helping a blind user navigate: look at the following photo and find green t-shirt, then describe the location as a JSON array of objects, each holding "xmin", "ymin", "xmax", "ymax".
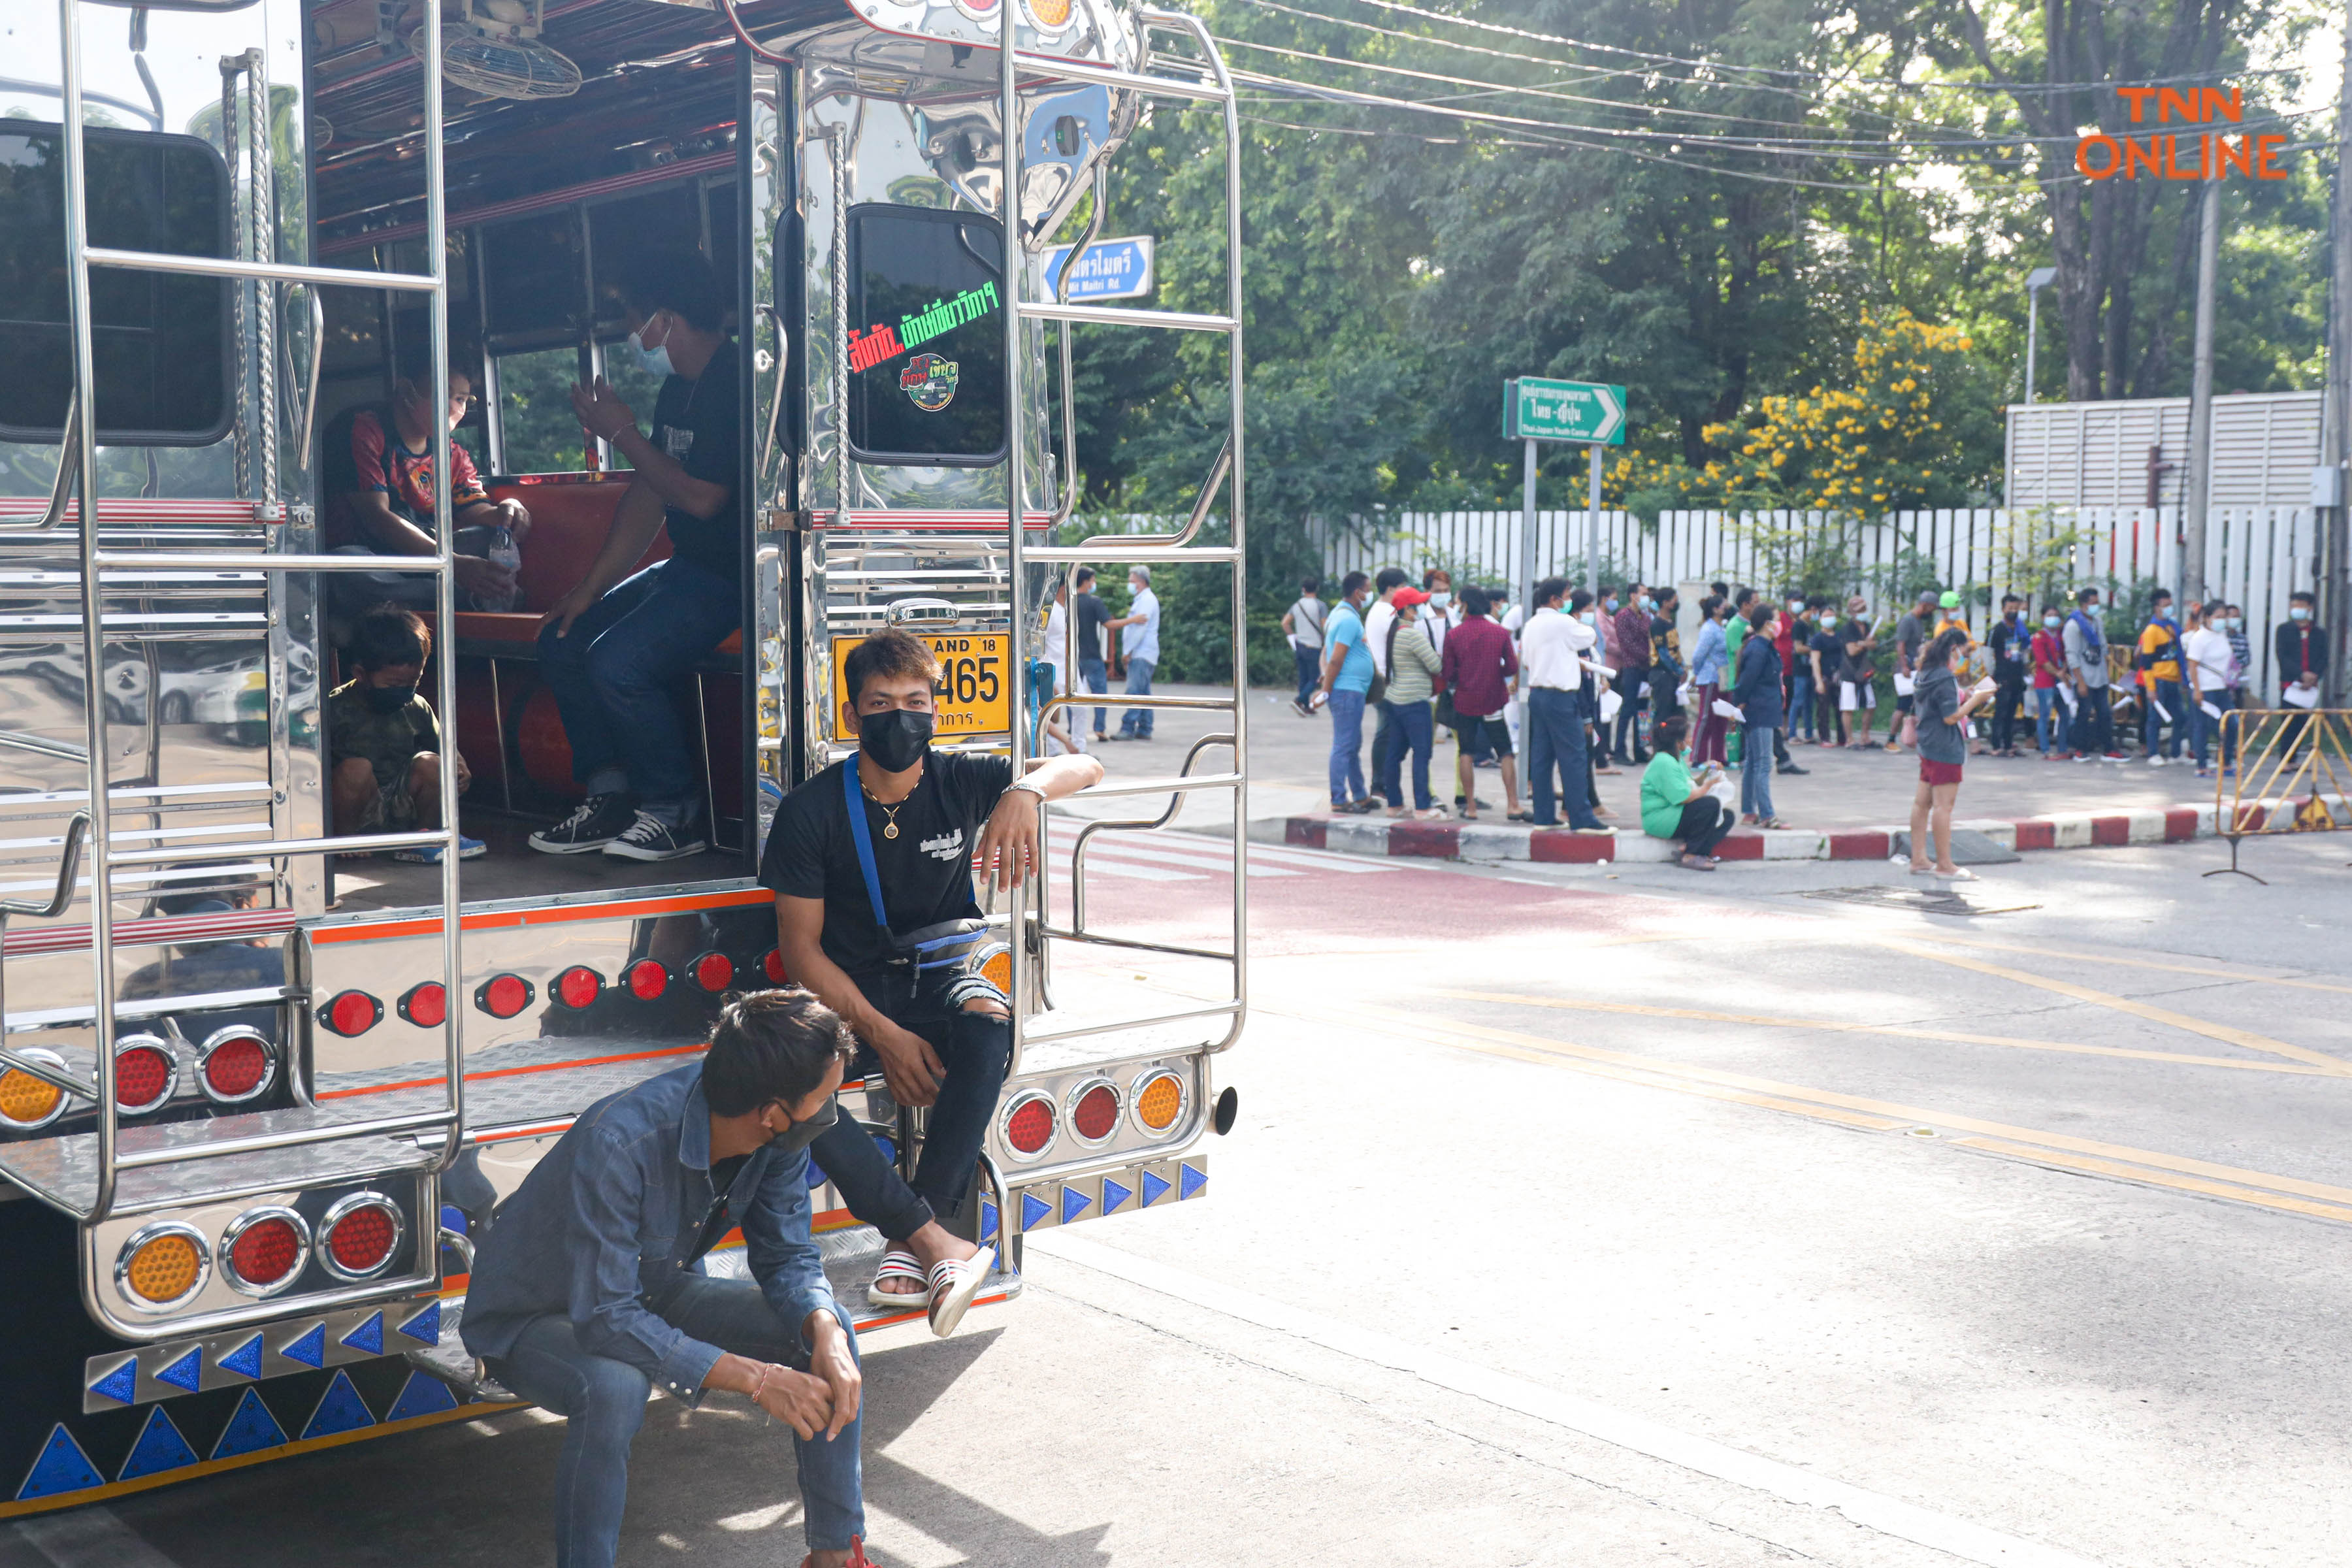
[{"xmin": 1640, "ymin": 749, "xmax": 1696, "ymax": 840}]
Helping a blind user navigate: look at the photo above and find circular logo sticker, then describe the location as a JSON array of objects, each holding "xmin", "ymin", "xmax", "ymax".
[{"xmin": 900, "ymin": 353, "xmax": 960, "ymax": 412}]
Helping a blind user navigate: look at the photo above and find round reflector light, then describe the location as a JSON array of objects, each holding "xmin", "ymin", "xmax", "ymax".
[
  {"xmin": 322, "ymin": 990, "xmax": 383, "ymax": 1037},
  {"xmin": 114, "ymin": 1037, "xmax": 178, "ymax": 1114},
  {"xmin": 117, "ymin": 1222, "xmax": 209, "ymax": 1311},
  {"xmin": 978, "ymin": 945, "xmax": 1013, "ymax": 996},
  {"xmin": 197, "ymin": 1027, "xmax": 274, "ymax": 1104},
  {"xmin": 320, "ymin": 1192, "xmax": 404, "ymax": 1281},
  {"xmin": 1068, "ymin": 1079, "xmax": 1120, "ymax": 1145},
  {"xmin": 762, "ymin": 948, "xmax": 787, "ymax": 983},
  {"xmin": 221, "ymin": 1207, "xmax": 310, "ymax": 1296},
  {"xmin": 556, "ymin": 966, "xmax": 602, "ymax": 1009},
  {"xmin": 1001, "ymin": 1091, "xmax": 1056, "ymax": 1161},
  {"xmin": 1131, "ymin": 1069, "xmax": 1186, "ymax": 1134},
  {"xmin": 399, "ymin": 981, "xmax": 448, "ymax": 1028},
  {"xmin": 692, "ymin": 951, "xmax": 733, "ymax": 992},
  {"xmin": 476, "ymin": 973, "xmax": 534, "ymax": 1019},
  {"xmin": 627, "ymin": 959, "xmax": 669, "ymax": 1001},
  {"xmin": 0, "ymin": 1049, "xmax": 69, "ymax": 1130}
]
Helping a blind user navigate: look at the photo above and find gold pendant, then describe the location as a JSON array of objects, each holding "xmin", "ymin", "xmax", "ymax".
[{"xmin": 883, "ymin": 821, "xmax": 899, "ymax": 839}]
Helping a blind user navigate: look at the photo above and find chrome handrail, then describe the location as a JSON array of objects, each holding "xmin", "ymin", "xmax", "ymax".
[{"xmin": 0, "ymin": 812, "xmax": 91, "ymax": 1063}]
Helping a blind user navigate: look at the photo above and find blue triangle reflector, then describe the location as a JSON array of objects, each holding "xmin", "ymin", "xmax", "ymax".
[
  {"xmin": 396, "ymin": 1301, "xmax": 441, "ymax": 1346},
  {"xmin": 17, "ymin": 1424, "xmax": 104, "ymax": 1501},
  {"xmin": 210, "ymin": 1386, "xmax": 289, "ymax": 1459},
  {"xmin": 1060, "ymin": 1185, "xmax": 1092, "ymax": 1224},
  {"xmin": 88, "ymin": 1356, "xmax": 139, "ymax": 1406},
  {"xmin": 118, "ymin": 1405, "xmax": 199, "ymax": 1480},
  {"xmin": 1179, "ymin": 1163, "xmax": 1209, "ymax": 1200},
  {"xmin": 1019, "ymin": 1191, "xmax": 1053, "ymax": 1232},
  {"xmin": 979, "ymin": 1200, "xmax": 999, "ymax": 1245},
  {"xmin": 300, "ymin": 1370, "xmax": 376, "ymax": 1441},
  {"xmin": 385, "ymin": 1370, "xmax": 461, "ymax": 1424},
  {"xmin": 1138, "ymin": 1168, "xmax": 1171, "ymax": 1207},
  {"xmin": 155, "ymin": 1347, "xmax": 202, "ymax": 1393},
  {"xmin": 1100, "ymin": 1176, "xmax": 1134, "ymax": 1215},
  {"xmin": 340, "ymin": 1311, "xmax": 384, "ymax": 1356},
  {"xmin": 281, "ymin": 1323, "xmax": 325, "ymax": 1368},
  {"xmin": 219, "ymin": 1335, "xmax": 264, "ymax": 1380}
]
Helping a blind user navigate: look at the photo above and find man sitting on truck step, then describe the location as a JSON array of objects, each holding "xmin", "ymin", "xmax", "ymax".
[
  {"xmin": 531, "ymin": 249, "xmax": 742, "ymax": 864},
  {"xmin": 325, "ymin": 604, "xmax": 483, "ymax": 863},
  {"xmin": 321, "ymin": 340, "xmax": 529, "ymax": 617},
  {"xmin": 463, "ymin": 989, "xmax": 875, "ymax": 1568},
  {"xmin": 760, "ymin": 630, "xmax": 1105, "ymax": 1331}
]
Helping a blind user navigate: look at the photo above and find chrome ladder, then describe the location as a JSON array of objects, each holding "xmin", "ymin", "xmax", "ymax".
[
  {"xmin": 0, "ymin": 0, "xmax": 465, "ymax": 1269},
  {"xmin": 998, "ymin": 8, "xmax": 1249, "ymax": 1070}
]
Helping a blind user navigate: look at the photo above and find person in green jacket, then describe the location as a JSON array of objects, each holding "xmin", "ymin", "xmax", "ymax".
[{"xmin": 1639, "ymin": 713, "xmax": 1732, "ymax": 870}]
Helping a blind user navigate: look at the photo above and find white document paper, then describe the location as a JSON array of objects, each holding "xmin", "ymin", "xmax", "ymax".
[
  {"xmin": 2059, "ymin": 684, "xmax": 2079, "ymax": 714},
  {"xmin": 1676, "ymin": 683, "xmax": 1693, "ymax": 706},
  {"xmin": 1598, "ymin": 689, "xmax": 1623, "ymax": 724},
  {"xmin": 1712, "ymin": 698, "xmax": 1746, "ymax": 721},
  {"xmin": 1893, "ymin": 673, "xmax": 1916, "ymax": 696},
  {"xmin": 1970, "ymin": 676, "xmax": 1997, "ymax": 696},
  {"xmin": 2284, "ymin": 682, "xmax": 2322, "ymax": 710},
  {"xmin": 2153, "ymin": 698, "xmax": 2172, "ymax": 723},
  {"xmin": 2200, "ymin": 700, "xmax": 2224, "ymax": 720}
]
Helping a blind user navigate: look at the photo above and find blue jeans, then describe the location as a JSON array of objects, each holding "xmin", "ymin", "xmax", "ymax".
[
  {"xmin": 1327, "ymin": 688, "xmax": 1367, "ymax": 806},
  {"xmin": 535, "ymin": 557, "xmax": 739, "ymax": 826},
  {"xmin": 1526, "ymin": 687, "xmax": 1599, "ymax": 829},
  {"xmin": 2143, "ymin": 678, "xmax": 2182, "ymax": 758},
  {"xmin": 2033, "ymin": 687, "xmax": 2059, "ymax": 753},
  {"xmin": 487, "ymin": 1274, "xmax": 864, "ymax": 1567},
  {"xmin": 1293, "ymin": 643, "xmax": 1322, "ymax": 706},
  {"xmin": 1119, "ymin": 656, "xmax": 1155, "ymax": 737},
  {"xmin": 1740, "ymin": 724, "xmax": 1776, "ymax": 819},
  {"xmin": 1790, "ymin": 672, "xmax": 1815, "ymax": 740},
  {"xmin": 1079, "ymin": 657, "xmax": 1109, "ymax": 736},
  {"xmin": 1380, "ymin": 698, "xmax": 1435, "ymax": 809}
]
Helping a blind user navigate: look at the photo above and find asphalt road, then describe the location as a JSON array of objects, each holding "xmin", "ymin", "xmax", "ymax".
[{"xmin": 10, "ymin": 828, "xmax": 2352, "ymax": 1567}]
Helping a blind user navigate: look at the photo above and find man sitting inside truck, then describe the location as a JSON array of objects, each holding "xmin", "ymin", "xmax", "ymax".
[
  {"xmin": 321, "ymin": 342, "xmax": 529, "ymax": 616},
  {"xmin": 325, "ymin": 604, "xmax": 482, "ymax": 863},
  {"xmin": 759, "ymin": 630, "xmax": 1103, "ymax": 1330},
  {"xmin": 530, "ymin": 250, "xmax": 743, "ymax": 864},
  {"xmin": 463, "ymin": 988, "xmax": 876, "ymax": 1568}
]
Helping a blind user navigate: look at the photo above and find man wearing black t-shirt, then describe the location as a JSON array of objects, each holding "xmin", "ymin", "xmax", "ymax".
[
  {"xmin": 531, "ymin": 251, "xmax": 742, "ymax": 863},
  {"xmin": 1071, "ymin": 566, "xmax": 1112, "ymax": 742},
  {"xmin": 759, "ymin": 631, "xmax": 1103, "ymax": 1331}
]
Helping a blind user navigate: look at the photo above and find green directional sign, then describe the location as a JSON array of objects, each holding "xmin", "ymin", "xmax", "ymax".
[{"xmin": 1504, "ymin": 376, "xmax": 1627, "ymax": 445}]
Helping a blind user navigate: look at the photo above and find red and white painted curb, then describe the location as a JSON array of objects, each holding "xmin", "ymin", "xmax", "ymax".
[{"xmin": 1260, "ymin": 794, "xmax": 2351, "ymax": 866}]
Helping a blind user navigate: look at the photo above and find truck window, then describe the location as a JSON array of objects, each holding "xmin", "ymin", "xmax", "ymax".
[
  {"xmin": 0, "ymin": 123, "xmax": 232, "ymax": 445},
  {"xmin": 842, "ymin": 204, "xmax": 1006, "ymax": 467}
]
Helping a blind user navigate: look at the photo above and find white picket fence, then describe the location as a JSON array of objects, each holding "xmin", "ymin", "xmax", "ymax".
[{"xmin": 1318, "ymin": 505, "xmax": 2321, "ymax": 694}]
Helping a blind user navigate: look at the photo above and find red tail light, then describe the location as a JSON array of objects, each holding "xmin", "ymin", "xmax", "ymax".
[
  {"xmin": 113, "ymin": 1038, "xmax": 178, "ymax": 1113},
  {"xmin": 762, "ymin": 948, "xmax": 787, "ymax": 983},
  {"xmin": 556, "ymin": 966, "xmax": 602, "ymax": 1009},
  {"xmin": 319, "ymin": 1193, "xmax": 404, "ymax": 1281},
  {"xmin": 476, "ymin": 973, "xmax": 534, "ymax": 1019},
  {"xmin": 197, "ymin": 1027, "xmax": 274, "ymax": 1104},
  {"xmin": 1002, "ymin": 1091, "xmax": 1056, "ymax": 1160},
  {"xmin": 625, "ymin": 959, "xmax": 668, "ymax": 1000},
  {"xmin": 1069, "ymin": 1080, "xmax": 1120, "ymax": 1145},
  {"xmin": 321, "ymin": 990, "xmax": 382, "ymax": 1037},
  {"xmin": 221, "ymin": 1207, "xmax": 310, "ymax": 1296},
  {"xmin": 692, "ymin": 952, "xmax": 734, "ymax": 992},
  {"xmin": 398, "ymin": 981, "xmax": 448, "ymax": 1028}
]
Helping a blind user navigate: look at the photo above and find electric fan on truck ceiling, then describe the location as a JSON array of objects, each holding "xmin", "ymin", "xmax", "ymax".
[{"xmin": 410, "ymin": 0, "xmax": 583, "ymax": 101}]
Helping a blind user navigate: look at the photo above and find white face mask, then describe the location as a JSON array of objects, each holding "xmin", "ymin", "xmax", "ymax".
[
  {"xmin": 1427, "ymin": 591, "xmax": 1450, "ymax": 611},
  {"xmin": 1578, "ymin": 610, "xmax": 1597, "ymax": 625},
  {"xmin": 629, "ymin": 314, "xmax": 676, "ymax": 380}
]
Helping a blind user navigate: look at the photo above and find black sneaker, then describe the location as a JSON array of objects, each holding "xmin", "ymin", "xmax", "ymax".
[
  {"xmin": 529, "ymin": 792, "xmax": 636, "ymax": 855},
  {"xmin": 602, "ymin": 810, "xmax": 708, "ymax": 862},
  {"xmin": 1776, "ymin": 764, "xmax": 1810, "ymax": 776}
]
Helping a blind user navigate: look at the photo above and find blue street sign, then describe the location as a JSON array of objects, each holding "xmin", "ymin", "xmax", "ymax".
[{"xmin": 1042, "ymin": 236, "xmax": 1156, "ymax": 302}]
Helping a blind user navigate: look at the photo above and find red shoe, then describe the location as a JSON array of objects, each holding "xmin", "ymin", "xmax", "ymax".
[{"xmin": 802, "ymin": 1541, "xmax": 874, "ymax": 1568}]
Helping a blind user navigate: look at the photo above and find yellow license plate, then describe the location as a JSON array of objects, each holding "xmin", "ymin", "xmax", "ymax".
[{"xmin": 830, "ymin": 632, "xmax": 1013, "ymax": 738}]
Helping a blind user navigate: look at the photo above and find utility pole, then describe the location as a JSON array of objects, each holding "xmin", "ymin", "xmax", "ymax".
[
  {"xmin": 1586, "ymin": 445, "xmax": 1602, "ymax": 595},
  {"xmin": 2025, "ymin": 266, "xmax": 2056, "ymax": 405},
  {"xmin": 1519, "ymin": 436, "xmax": 1539, "ymax": 623},
  {"xmin": 2325, "ymin": 16, "xmax": 2352, "ymax": 706},
  {"xmin": 2182, "ymin": 178, "xmax": 2221, "ymax": 606}
]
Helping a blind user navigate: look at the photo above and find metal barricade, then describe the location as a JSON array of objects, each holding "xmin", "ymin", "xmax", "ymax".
[{"xmin": 2206, "ymin": 707, "xmax": 2352, "ymax": 882}]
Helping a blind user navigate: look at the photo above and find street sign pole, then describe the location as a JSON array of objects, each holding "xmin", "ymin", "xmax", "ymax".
[
  {"xmin": 1587, "ymin": 444, "xmax": 1603, "ymax": 596},
  {"xmin": 1520, "ymin": 436, "xmax": 1539, "ymax": 623}
]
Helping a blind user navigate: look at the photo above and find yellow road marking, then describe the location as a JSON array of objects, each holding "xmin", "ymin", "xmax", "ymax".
[
  {"xmin": 1427, "ymin": 988, "xmax": 2327, "ymax": 1077},
  {"xmin": 1275, "ymin": 999, "xmax": 2352, "ymax": 1215},
  {"xmin": 1924, "ymin": 934, "xmax": 2352, "ymax": 997},
  {"xmin": 1948, "ymin": 1138, "xmax": 2352, "ymax": 1226},
  {"xmin": 1876, "ymin": 938, "xmax": 2352, "ymax": 1075}
]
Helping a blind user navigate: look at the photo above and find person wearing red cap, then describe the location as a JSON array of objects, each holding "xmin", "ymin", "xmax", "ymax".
[{"xmin": 1378, "ymin": 585, "xmax": 1446, "ymax": 817}]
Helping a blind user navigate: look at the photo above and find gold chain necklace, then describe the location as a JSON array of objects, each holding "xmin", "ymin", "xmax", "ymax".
[{"xmin": 859, "ymin": 769, "xmax": 921, "ymax": 840}]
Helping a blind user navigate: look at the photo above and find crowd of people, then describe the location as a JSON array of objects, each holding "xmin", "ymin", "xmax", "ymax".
[{"xmin": 1293, "ymin": 564, "xmax": 2332, "ymax": 874}]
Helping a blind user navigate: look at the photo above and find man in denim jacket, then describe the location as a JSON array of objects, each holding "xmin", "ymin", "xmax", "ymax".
[{"xmin": 464, "ymin": 990, "xmax": 873, "ymax": 1568}]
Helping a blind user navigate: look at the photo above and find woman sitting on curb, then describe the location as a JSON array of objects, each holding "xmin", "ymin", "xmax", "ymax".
[{"xmin": 1639, "ymin": 713, "xmax": 1733, "ymax": 871}]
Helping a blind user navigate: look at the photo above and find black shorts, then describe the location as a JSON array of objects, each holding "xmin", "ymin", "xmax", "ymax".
[{"xmin": 1452, "ymin": 712, "xmax": 1509, "ymax": 754}]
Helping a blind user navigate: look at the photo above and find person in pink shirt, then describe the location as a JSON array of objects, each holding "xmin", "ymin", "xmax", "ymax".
[
  {"xmin": 2028, "ymin": 608, "xmax": 2068, "ymax": 758},
  {"xmin": 1439, "ymin": 585, "xmax": 1523, "ymax": 821}
]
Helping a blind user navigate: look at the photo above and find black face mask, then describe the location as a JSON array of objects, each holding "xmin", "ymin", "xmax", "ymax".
[
  {"xmin": 858, "ymin": 708, "xmax": 934, "ymax": 773},
  {"xmin": 363, "ymin": 682, "xmax": 417, "ymax": 713},
  {"xmin": 765, "ymin": 1096, "xmax": 838, "ymax": 1159}
]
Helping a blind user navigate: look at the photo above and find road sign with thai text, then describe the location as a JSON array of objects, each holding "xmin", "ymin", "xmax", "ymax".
[{"xmin": 1504, "ymin": 377, "xmax": 1627, "ymax": 445}]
